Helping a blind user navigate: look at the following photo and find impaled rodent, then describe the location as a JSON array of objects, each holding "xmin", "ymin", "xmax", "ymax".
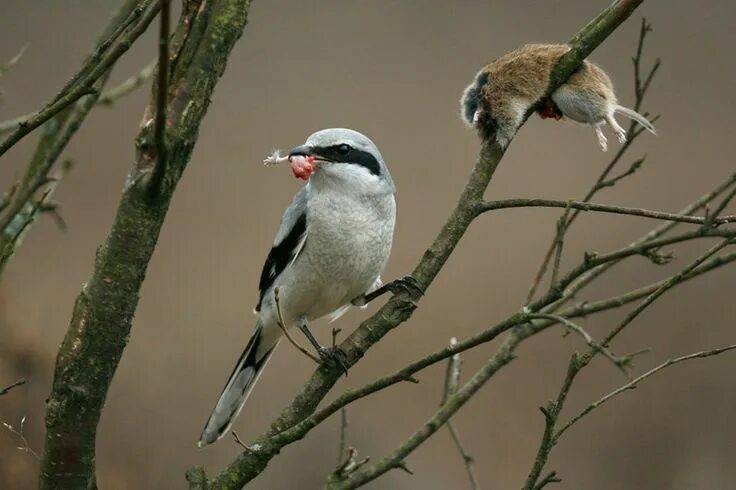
[{"xmin": 461, "ymin": 44, "xmax": 656, "ymax": 151}]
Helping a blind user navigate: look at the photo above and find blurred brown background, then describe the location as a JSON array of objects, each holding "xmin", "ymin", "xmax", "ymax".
[{"xmin": 1, "ymin": 1, "xmax": 735, "ymax": 489}]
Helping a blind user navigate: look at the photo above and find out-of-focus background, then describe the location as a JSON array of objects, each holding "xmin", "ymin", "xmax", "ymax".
[{"xmin": 1, "ymin": 1, "xmax": 735, "ymax": 488}]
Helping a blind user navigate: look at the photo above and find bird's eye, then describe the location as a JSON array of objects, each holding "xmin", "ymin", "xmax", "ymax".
[{"xmin": 336, "ymin": 144, "xmax": 351, "ymax": 156}]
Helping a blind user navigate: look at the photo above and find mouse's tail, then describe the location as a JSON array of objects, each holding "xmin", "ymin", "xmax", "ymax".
[{"xmin": 614, "ymin": 105, "xmax": 657, "ymax": 135}]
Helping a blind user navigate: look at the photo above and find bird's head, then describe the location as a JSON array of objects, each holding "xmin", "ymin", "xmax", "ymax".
[{"xmin": 287, "ymin": 128, "xmax": 394, "ymax": 193}]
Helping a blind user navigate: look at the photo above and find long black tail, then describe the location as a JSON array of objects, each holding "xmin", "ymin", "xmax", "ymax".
[{"xmin": 198, "ymin": 323, "xmax": 277, "ymax": 447}]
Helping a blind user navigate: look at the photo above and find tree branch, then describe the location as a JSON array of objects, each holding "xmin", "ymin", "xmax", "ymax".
[
  {"xmin": 0, "ymin": 377, "xmax": 25, "ymax": 396},
  {"xmin": 0, "ymin": 0, "xmax": 159, "ymax": 275},
  {"xmin": 555, "ymin": 344, "xmax": 736, "ymax": 440},
  {"xmin": 0, "ymin": 0, "xmax": 161, "ymax": 160},
  {"xmin": 475, "ymin": 198, "xmax": 735, "ymax": 226},
  {"xmin": 39, "ymin": 2, "xmax": 253, "ymax": 488}
]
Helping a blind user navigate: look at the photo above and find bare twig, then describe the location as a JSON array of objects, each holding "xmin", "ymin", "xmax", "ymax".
[
  {"xmin": 0, "ymin": 377, "xmax": 26, "ymax": 396},
  {"xmin": 533, "ymin": 471, "xmax": 562, "ymax": 490},
  {"xmin": 0, "ymin": 45, "xmax": 28, "ymax": 77},
  {"xmin": 337, "ymin": 408, "xmax": 349, "ymax": 467},
  {"xmin": 0, "ymin": 61, "xmax": 156, "ymax": 135},
  {"xmin": 441, "ymin": 338, "xmax": 480, "ymax": 490},
  {"xmin": 273, "ymin": 287, "xmax": 320, "ymax": 363},
  {"xmin": 97, "ymin": 60, "xmax": 156, "ymax": 106},
  {"xmin": 2, "ymin": 416, "xmax": 40, "ymax": 460},
  {"xmin": 556, "ymin": 345, "xmax": 736, "ymax": 440},
  {"xmin": 475, "ymin": 198, "xmax": 736, "ymax": 226},
  {"xmin": 231, "ymin": 431, "xmax": 253, "ymax": 453},
  {"xmin": 528, "ymin": 314, "xmax": 632, "ymax": 377}
]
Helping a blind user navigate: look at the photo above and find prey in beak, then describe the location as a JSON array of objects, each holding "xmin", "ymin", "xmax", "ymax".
[
  {"xmin": 287, "ymin": 145, "xmax": 317, "ymax": 181},
  {"xmin": 262, "ymin": 146, "xmax": 317, "ymax": 181}
]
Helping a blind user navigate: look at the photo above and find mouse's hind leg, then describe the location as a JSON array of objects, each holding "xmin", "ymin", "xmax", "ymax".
[
  {"xmin": 594, "ymin": 123, "xmax": 608, "ymax": 152},
  {"xmin": 605, "ymin": 111, "xmax": 627, "ymax": 143}
]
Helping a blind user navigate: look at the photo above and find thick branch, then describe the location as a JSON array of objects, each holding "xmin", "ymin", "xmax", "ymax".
[{"xmin": 39, "ymin": 2, "xmax": 252, "ymax": 488}]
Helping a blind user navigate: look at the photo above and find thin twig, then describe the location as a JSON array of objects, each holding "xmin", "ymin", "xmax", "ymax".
[
  {"xmin": 337, "ymin": 408, "xmax": 348, "ymax": 467},
  {"xmin": 231, "ymin": 431, "xmax": 253, "ymax": 453},
  {"xmin": 273, "ymin": 287, "xmax": 320, "ymax": 363},
  {"xmin": 0, "ymin": 62, "xmax": 155, "ymax": 135},
  {"xmin": 475, "ymin": 199, "xmax": 735, "ymax": 226},
  {"xmin": 533, "ymin": 471, "xmax": 562, "ymax": 490},
  {"xmin": 97, "ymin": 59, "xmax": 156, "ymax": 106},
  {"xmin": 556, "ymin": 345, "xmax": 736, "ymax": 440},
  {"xmin": 0, "ymin": 378, "xmax": 26, "ymax": 396},
  {"xmin": 2, "ymin": 416, "xmax": 40, "ymax": 460},
  {"xmin": 441, "ymin": 338, "xmax": 480, "ymax": 490},
  {"xmin": 550, "ymin": 202, "xmax": 572, "ymax": 287},
  {"xmin": 528, "ymin": 314, "xmax": 632, "ymax": 377},
  {"xmin": 602, "ymin": 237, "xmax": 736, "ymax": 347}
]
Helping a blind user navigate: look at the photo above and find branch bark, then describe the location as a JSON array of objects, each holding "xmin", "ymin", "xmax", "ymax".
[{"xmin": 39, "ymin": 1, "xmax": 253, "ymax": 488}]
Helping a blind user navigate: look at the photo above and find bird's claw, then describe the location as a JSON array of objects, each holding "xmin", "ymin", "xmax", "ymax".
[
  {"xmin": 387, "ymin": 275, "xmax": 424, "ymax": 298},
  {"xmin": 318, "ymin": 346, "xmax": 349, "ymax": 376}
]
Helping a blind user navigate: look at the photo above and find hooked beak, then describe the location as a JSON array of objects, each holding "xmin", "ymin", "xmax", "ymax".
[
  {"xmin": 288, "ymin": 144, "xmax": 313, "ymax": 158},
  {"xmin": 287, "ymin": 145, "xmax": 317, "ymax": 180}
]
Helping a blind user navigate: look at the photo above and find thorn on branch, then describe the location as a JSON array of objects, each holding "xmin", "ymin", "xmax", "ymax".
[{"xmin": 395, "ymin": 460, "xmax": 414, "ymax": 475}]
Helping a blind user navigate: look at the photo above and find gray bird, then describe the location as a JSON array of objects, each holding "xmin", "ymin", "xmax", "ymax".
[{"xmin": 199, "ymin": 128, "xmax": 416, "ymax": 447}]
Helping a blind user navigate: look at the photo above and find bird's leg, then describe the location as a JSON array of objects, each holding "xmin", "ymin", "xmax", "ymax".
[
  {"xmin": 352, "ymin": 275, "xmax": 424, "ymax": 306},
  {"xmin": 295, "ymin": 315, "xmax": 349, "ymax": 375}
]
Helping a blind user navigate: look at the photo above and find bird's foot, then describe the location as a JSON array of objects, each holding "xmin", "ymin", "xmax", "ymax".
[
  {"xmin": 318, "ymin": 346, "xmax": 349, "ymax": 376},
  {"xmin": 385, "ymin": 275, "xmax": 425, "ymax": 298}
]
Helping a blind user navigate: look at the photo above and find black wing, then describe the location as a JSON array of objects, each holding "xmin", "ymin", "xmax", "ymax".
[{"xmin": 255, "ymin": 211, "xmax": 307, "ymax": 312}]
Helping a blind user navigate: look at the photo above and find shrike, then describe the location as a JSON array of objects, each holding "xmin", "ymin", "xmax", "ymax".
[{"xmin": 199, "ymin": 128, "xmax": 417, "ymax": 447}]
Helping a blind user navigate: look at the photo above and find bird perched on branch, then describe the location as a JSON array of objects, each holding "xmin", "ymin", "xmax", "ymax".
[
  {"xmin": 199, "ymin": 128, "xmax": 420, "ymax": 447},
  {"xmin": 461, "ymin": 44, "xmax": 656, "ymax": 151}
]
